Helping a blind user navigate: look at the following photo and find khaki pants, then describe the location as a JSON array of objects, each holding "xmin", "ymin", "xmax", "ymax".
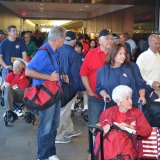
[
  {"xmin": 4, "ymin": 86, "xmax": 25, "ymax": 111},
  {"xmin": 56, "ymin": 95, "xmax": 76, "ymax": 140}
]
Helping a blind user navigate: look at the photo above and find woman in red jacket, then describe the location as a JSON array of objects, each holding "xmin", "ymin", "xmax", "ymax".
[{"xmin": 94, "ymin": 85, "xmax": 152, "ymax": 160}]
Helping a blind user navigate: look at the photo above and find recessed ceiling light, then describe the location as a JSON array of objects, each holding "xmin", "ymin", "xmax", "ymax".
[
  {"xmin": 79, "ymin": 8, "xmax": 84, "ymax": 11},
  {"xmin": 85, "ymin": 5, "xmax": 89, "ymax": 8}
]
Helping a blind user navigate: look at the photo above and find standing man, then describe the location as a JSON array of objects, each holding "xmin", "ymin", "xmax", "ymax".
[
  {"xmin": 136, "ymin": 34, "xmax": 160, "ymax": 127},
  {"xmin": 55, "ymin": 31, "xmax": 83, "ymax": 144},
  {"xmin": 26, "ymin": 26, "xmax": 66, "ymax": 160},
  {"xmin": 0, "ymin": 25, "xmax": 27, "ymax": 81},
  {"xmin": 80, "ymin": 29, "xmax": 114, "ymax": 159}
]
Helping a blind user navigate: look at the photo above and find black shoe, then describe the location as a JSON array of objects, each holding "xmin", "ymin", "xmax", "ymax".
[
  {"xmin": 8, "ymin": 111, "xmax": 18, "ymax": 123},
  {"xmin": 24, "ymin": 112, "xmax": 33, "ymax": 123}
]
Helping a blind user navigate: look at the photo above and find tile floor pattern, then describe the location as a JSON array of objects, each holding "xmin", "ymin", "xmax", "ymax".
[{"xmin": 0, "ymin": 106, "xmax": 88, "ymax": 160}]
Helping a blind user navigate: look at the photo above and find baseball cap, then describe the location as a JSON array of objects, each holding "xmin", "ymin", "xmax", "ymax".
[
  {"xmin": 65, "ymin": 31, "xmax": 76, "ymax": 41},
  {"xmin": 98, "ymin": 29, "xmax": 110, "ymax": 38}
]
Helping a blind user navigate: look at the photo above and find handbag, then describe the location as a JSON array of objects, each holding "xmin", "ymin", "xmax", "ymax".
[
  {"xmin": 141, "ymin": 127, "xmax": 160, "ymax": 159},
  {"xmin": 56, "ymin": 56, "xmax": 77, "ymax": 108},
  {"xmin": 61, "ymin": 81, "xmax": 77, "ymax": 107},
  {"xmin": 23, "ymin": 48, "xmax": 62, "ymax": 111}
]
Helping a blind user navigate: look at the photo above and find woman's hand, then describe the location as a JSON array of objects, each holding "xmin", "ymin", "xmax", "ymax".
[
  {"xmin": 100, "ymin": 90, "xmax": 111, "ymax": 102},
  {"xmin": 138, "ymin": 97, "xmax": 146, "ymax": 105},
  {"xmin": 103, "ymin": 124, "xmax": 110, "ymax": 134},
  {"xmin": 114, "ymin": 122, "xmax": 134, "ymax": 130}
]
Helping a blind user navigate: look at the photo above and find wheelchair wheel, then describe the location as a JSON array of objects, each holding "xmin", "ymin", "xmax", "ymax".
[
  {"xmin": 4, "ymin": 115, "xmax": 8, "ymax": 126},
  {"xmin": 83, "ymin": 114, "xmax": 88, "ymax": 122}
]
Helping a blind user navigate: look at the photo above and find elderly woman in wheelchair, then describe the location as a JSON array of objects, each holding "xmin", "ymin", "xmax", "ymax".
[
  {"xmin": 1, "ymin": 59, "xmax": 29, "ymax": 123},
  {"xmin": 93, "ymin": 85, "xmax": 152, "ymax": 160}
]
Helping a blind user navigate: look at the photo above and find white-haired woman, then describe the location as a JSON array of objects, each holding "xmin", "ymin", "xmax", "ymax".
[{"xmin": 95, "ymin": 85, "xmax": 152, "ymax": 160}]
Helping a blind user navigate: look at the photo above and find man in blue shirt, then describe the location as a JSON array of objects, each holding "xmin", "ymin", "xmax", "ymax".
[
  {"xmin": 26, "ymin": 26, "xmax": 66, "ymax": 160},
  {"xmin": 0, "ymin": 25, "xmax": 27, "ymax": 81}
]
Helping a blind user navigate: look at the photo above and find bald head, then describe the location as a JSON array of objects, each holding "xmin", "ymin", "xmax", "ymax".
[{"xmin": 148, "ymin": 34, "xmax": 160, "ymax": 53}]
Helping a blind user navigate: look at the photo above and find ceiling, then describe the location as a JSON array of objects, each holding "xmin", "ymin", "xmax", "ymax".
[{"xmin": 0, "ymin": 0, "xmax": 155, "ymax": 27}]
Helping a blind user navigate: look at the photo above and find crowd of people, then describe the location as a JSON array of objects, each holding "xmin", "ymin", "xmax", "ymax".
[{"xmin": 0, "ymin": 24, "xmax": 160, "ymax": 160}]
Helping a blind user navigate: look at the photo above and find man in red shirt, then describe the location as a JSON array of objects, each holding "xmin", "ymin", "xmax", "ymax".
[
  {"xmin": 80, "ymin": 29, "xmax": 114, "ymax": 158},
  {"xmin": 1, "ymin": 59, "xmax": 28, "ymax": 122}
]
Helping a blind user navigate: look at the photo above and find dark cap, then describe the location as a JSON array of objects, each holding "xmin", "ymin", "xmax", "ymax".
[
  {"xmin": 112, "ymin": 33, "xmax": 119, "ymax": 39},
  {"xmin": 65, "ymin": 31, "xmax": 76, "ymax": 41},
  {"xmin": 98, "ymin": 29, "xmax": 110, "ymax": 38},
  {"xmin": 77, "ymin": 34, "xmax": 83, "ymax": 40},
  {"xmin": 0, "ymin": 30, "xmax": 4, "ymax": 35}
]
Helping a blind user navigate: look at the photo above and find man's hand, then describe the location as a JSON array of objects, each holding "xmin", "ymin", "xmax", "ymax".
[
  {"xmin": 49, "ymin": 71, "xmax": 59, "ymax": 81},
  {"xmin": 62, "ymin": 75, "xmax": 69, "ymax": 83},
  {"xmin": 5, "ymin": 65, "xmax": 12, "ymax": 70}
]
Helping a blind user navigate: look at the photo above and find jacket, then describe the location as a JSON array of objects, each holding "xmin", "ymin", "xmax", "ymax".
[
  {"xmin": 57, "ymin": 44, "xmax": 85, "ymax": 91},
  {"xmin": 96, "ymin": 62, "xmax": 146, "ymax": 106},
  {"xmin": 94, "ymin": 106, "xmax": 152, "ymax": 160}
]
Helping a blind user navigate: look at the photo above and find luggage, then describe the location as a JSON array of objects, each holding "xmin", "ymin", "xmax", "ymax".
[{"xmin": 141, "ymin": 127, "xmax": 160, "ymax": 159}]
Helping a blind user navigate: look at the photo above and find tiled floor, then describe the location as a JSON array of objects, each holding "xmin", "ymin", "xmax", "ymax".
[{"xmin": 0, "ymin": 107, "xmax": 88, "ymax": 160}]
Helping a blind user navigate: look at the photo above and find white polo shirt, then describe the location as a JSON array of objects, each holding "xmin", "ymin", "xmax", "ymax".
[{"xmin": 136, "ymin": 48, "xmax": 160, "ymax": 86}]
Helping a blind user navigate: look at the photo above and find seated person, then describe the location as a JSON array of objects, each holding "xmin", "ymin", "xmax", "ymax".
[
  {"xmin": 1, "ymin": 59, "xmax": 29, "ymax": 122},
  {"xmin": 94, "ymin": 85, "xmax": 152, "ymax": 160}
]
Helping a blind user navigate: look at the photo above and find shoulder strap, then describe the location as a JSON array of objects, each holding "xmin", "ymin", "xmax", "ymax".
[{"xmin": 39, "ymin": 47, "xmax": 56, "ymax": 70}]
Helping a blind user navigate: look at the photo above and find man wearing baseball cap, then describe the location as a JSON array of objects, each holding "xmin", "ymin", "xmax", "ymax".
[
  {"xmin": 80, "ymin": 29, "xmax": 114, "ymax": 159},
  {"xmin": 56, "ymin": 31, "xmax": 84, "ymax": 144}
]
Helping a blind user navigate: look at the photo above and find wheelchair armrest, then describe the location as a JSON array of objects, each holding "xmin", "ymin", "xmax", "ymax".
[{"xmin": 89, "ymin": 125, "xmax": 103, "ymax": 134}]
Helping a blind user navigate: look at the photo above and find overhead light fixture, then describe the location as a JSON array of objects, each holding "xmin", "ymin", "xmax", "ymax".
[
  {"xmin": 85, "ymin": 5, "xmax": 89, "ymax": 8},
  {"xmin": 79, "ymin": 8, "xmax": 84, "ymax": 11}
]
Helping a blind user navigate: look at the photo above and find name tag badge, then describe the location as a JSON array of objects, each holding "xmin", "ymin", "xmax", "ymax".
[
  {"xmin": 16, "ymin": 45, "xmax": 20, "ymax": 49},
  {"xmin": 12, "ymin": 84, "xmax": 18, "ymax": 90},
  {"xmin": 123, "ymin": 73, "xmax": 128, "ymax": 77}
]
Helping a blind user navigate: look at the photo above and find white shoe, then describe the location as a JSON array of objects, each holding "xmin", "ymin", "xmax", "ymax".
[
  {"xmin": 14, "ymin": 109, "xmax": 23, "ymax": 117},
  {"xmin": 49, "ymin": 155, "xmax": 60, "ymax": 160}
]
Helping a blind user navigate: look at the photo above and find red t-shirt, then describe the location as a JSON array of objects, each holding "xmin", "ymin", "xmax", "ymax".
[
  {"xmin": 80, "ymin": 47, "xmax": 108, "ymax": 96},
  {"xmin": 82, "ymin": 41, "xmax": 89, "ymax": 55},
  {"xmin": 5, "ymin": 70, "xmax": 29, "ymax": 89}
]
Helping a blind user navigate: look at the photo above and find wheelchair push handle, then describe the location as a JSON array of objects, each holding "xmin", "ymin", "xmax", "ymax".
[{"xmin": 138, "ymin": 101, "xmax": 143, "ymax": 111}]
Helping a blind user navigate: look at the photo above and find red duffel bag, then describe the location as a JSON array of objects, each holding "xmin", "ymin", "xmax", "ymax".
[{"xmin": 23, "ymin": 80, "xmax": 62, "ymax": 111}]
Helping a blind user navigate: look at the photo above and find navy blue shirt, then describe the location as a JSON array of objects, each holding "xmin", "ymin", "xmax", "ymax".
[
  {"xmin": 27, "ymin": 42, "xmax": 59, "ymax": 86},
  {"xmin": 96, "ymin": 62, "xmax": 146, "ymax": 106},
  {"xmin": 0, "ymin": 38, "xmax": 26, "ymax": 65}
]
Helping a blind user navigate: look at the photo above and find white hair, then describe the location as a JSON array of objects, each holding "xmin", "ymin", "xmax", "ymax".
[
  {"xmin": 48, "ymin": 26, "xmax": 66, "ymax": 41},
  {"xmin": 13, "ymin": 60, "xmax": 23, "ymax": 69},
  {"xmin": 112, "ymin": 85, "xmax": 132, "ymax": 103}
]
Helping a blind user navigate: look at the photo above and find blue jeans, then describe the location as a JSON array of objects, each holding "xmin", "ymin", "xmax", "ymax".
[
  {"xmin": 88, "ymin": 96, "xmax": 104, "ymax": 153},
  {"xmin": 37, "ymin": 100, "xmax": 61, "ymax": 160},
  {"xmin": 1, "ymin": 68, "xmax": 9, "ymax": 82}
]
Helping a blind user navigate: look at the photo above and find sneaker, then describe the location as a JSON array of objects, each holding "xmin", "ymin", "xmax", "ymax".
[
  {"xmin": 64, "ymin": 130, "xmax": 81, "ymax": 139},
  {"xmin": 8, "ymin": 110, "xmax": 18, "ymax": 122},
  {"xmin": 49, "ymin": 155, "xmax": 60, "ymax": 160},
  {"xmin": 14, "ymin": 109, "xmax": 23, "ymax": 117},
  {"xmin": 55, "ymin": 137, "xmax": 71, "ymax": 144},
  {"xmin": 3, "ymin": 112, "xmax": 6, "ymax": 118}
]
